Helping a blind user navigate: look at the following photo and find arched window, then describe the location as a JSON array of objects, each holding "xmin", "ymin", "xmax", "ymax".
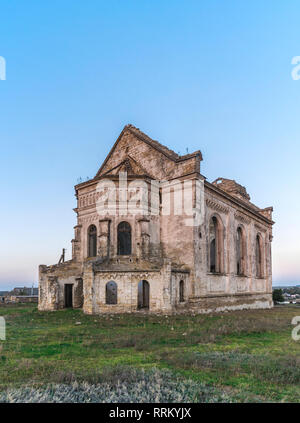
[
  {"xmin": 209, "ymin": 216, "xmax": 224, "ymax": 273},
  {"xmin": 117, "ymin": 221, "xmax": 131, "ymax": 255},
  {"xmin": 106, "ymin": 281, "xmax": 117, "ymax": 304},
  {"xmin": 210, "ymin": 238, "xmax": 216, "ymax": 272},
  {"xmin": 256, "ymin": 234, "xmax": 263, "ymax": 278},
  {"xmin": 236, "ymin": 227, "xmax": 246, "ymax": 275},
  {"xmin": 137, "ymin": 280, "xmax": 149, "ymax": 309},
  {"xmin": 179, "ymin": 280, "xmax": 184, "ymax": 303},
  {"xmin": 88, "ymin": 225, "xmax": 97, "ymax": 257}
]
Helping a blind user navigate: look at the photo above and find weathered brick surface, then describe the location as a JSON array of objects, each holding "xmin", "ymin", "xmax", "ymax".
[{"xmin": 39, "ymin": 125, "xmax": 274, "ymax": 314}]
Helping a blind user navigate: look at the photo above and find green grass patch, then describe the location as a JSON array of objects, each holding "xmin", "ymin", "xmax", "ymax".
[{"xmin": 0, "ymin": 304, "xmax": 299, "ymax": 402}]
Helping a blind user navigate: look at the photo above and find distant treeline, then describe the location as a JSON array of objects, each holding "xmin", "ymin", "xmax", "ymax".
[{"xmin": 273, "ymin": 286, "xmax": 300, "ymax": 295}]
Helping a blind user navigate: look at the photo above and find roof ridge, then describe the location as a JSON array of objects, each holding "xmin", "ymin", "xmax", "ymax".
[
  {"xmin": 206, "ymin": 181, "xmax": 273, "ymax": 223},
  {"xmin": 125, "ymin": 124, "xmax": 180, "ymax": 160}
]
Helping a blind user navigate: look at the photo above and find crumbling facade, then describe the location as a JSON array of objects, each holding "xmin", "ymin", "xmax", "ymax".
[{"xmin": 39, "ymin": 124, "xmax": 274, "ymax": 314}]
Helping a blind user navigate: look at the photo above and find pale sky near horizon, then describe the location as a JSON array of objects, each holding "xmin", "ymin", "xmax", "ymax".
[{"xmin": 0, "ymin": 1, "xmax": 300, "ymax": 290}]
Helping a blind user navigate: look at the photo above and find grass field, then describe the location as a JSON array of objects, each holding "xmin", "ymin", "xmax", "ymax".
[{"xmin": 0, "ymin": 304, "xmax": 299, "ymax": 402}]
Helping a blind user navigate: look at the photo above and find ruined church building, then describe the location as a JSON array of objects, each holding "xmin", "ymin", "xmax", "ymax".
[{"xmin": 39, "ymin": 125, "xmax": 274, "ymax": 314}]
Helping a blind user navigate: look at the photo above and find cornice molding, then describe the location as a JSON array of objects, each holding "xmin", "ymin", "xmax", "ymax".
[
  {"xmin": 234, "ymin": 212, "xmax": 251, "ymax": 225},
  {"xmin": 254, "ymin": 223, "xmax": 267, "ymax": 233},
  {"xmin": 206, "ymin": 199, "xmax": 229, "ymax": 215}
]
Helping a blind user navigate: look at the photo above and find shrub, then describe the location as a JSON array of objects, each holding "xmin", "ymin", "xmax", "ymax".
[
  {"xmin": 0, "ymin": 368, "xmax": 234, "ymax": 403},
  {"xmin": 273, "ymin": 289, "xmax": 284, "ymax": 304}
]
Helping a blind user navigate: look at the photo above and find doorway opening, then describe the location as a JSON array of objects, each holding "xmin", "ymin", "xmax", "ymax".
[
  {"xmin": 137, "ymin": 280, "xmax": 149, "ymax": 310},
  {"xmin": 64, "ymin": 284, "xmax": 73, "ymax": 308}
]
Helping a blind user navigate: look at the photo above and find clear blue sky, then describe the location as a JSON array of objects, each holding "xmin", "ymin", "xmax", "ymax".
[{"xmin": 0, "ymin": 0, "xmax": 300, "ymax": 289}]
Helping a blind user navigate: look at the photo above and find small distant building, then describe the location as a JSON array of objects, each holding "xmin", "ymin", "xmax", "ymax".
[
  {"xmin": 4, "ymin": 295, "xmax": 38, "ymax": 304},
  {"xmin": 0, "ymin": 286, "xmax": 38, "ymax": 304},
  {"xmin": 11, "ymin": 287, "xmax": 38, "ymax": 296}
]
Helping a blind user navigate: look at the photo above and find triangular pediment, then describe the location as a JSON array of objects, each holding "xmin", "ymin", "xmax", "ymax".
[
  {"xmin": 102, "ymin": 156, "xmax": 151, "ymax": 178},
  {"xmin": 95, "ymin": 124, "xmax": 202, "ymax": 181},
  {"xmin": 95, "ymin": 125, "xmax": 181, "ymax": 180}
]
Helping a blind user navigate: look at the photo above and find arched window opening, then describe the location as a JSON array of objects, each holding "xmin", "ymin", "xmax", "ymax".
[
  {"xmin": 209, "ymin": 216, "xmax": 224, "ymax": 273},
  {"xmin": 179, "ymin": 280, "xmax": 185, "ymax": 303},
  {"xmin": 137, "ymin": 280, "xmax": 149, "ymax": 310},
  {"xmin": 256, "ymin": 234, "xmax": 263, "ymax": 278},
  {"xmin": 210, "ymin": 238, "xmax": 216, "ymax": 272},
  {"xmin": 106, "ymin": 281, "xmax": 117, "ymax": 304},
  {"xmin": 117, "ymin": 221, "xmax": 132, "ymax": 255},
  {"xmin": 237, "ymin": 227, "xmax": 244, "ymax": 275},
  {"xmin": 88, "ymin": 225, "xmax": 97, "ymax": 257}
]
